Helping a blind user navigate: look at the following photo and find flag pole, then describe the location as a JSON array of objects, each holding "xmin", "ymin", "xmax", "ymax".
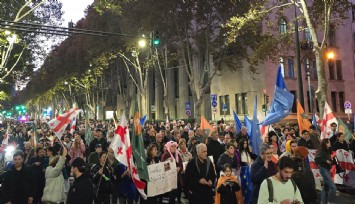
[{"xmin": 95, "ymin": 152, "xmax": 110, "ymax": 197}]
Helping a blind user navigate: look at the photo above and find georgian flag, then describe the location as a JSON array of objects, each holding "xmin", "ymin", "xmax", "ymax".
[
  {"xmin": 70, "ymin": 116, "xmax": 76, "ymax": 134},
  {"xmin": 110, "ymin": 115, "xmax": 147, "ymax": 199},
  {"xmin": 48, "ymin": 108, "xmax": 78, "ymax": 139},
  {"xmin": 321, "ymin": 102, "xmax": 338, "ymax": 140}
]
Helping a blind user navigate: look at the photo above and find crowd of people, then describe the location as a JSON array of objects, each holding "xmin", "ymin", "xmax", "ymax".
[{"xmin": 0, "ymin": 118, "xmax": 355, "ymax": 204}]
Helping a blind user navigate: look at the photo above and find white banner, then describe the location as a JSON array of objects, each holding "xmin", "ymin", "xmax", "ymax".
[{"xmin": 147, "ymin": 160, "xmax": 177, "ymax": 197}]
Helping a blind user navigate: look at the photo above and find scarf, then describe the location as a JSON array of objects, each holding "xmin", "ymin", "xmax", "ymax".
[
  {"xmin": 215, "ymin": 172, "xmax": 243, "ymax": 204},
  {"xmin": 165, "ymin": 141, "xmax": 179, "ymax": 163}
]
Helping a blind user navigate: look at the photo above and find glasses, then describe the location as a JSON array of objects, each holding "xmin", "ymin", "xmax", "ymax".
[{"xmin": 264, "ymin": 152, "xmax": 273, "ymax": 155}]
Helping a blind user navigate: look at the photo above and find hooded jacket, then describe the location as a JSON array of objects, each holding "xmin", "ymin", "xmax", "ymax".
[{"xmin": 42, "ymin": 156, "xmax": 66, "ymax": 203}]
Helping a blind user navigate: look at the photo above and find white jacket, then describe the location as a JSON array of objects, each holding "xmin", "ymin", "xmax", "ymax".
[{"xmin": 42, "ymin": 156, "xmax": 66, "ymax": 203}]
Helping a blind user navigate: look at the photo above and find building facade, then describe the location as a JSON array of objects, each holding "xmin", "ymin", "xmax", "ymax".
[{"xmin": 114, "ymin": 2, "xmax": 355, "ymax": 123}]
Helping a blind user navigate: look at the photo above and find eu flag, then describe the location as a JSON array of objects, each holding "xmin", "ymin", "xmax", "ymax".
[
  {"xmin": 240, "ymin": 166, "xmax": 252, "ymax": 204},
  {"xmin": 233, "ymin": 110, "xmax": 242, "ymax": 133},
  {"xmin": 260, "ymin": 66, "xmax": 294, "ymax": 126},
  {"xmin": 244, "ymin": 115, "xmax": 252, "ymax": 137},
  {"xmin": 250, "ymin": 96, "xmax": 262, "ymax": 156}
]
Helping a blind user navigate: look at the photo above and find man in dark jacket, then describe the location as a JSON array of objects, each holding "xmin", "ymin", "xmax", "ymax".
[
  {"xmin": 298, "ymin": 130, "xmax": 314, "ymax": 149},
  {"xmin": 67, "ymin": 157, "xmax": 94, "ymax": 204},
  {"xmin": 207, "ymin": 131, "xmax": 224, "ymax": 166},
  {"xmin": 2, "ymin": 150, "xmax": 35, "ymax": 204},
  {"xmin": 89, "ymin": 129, "xmax": 108, "ymax": 153},
  {"xmin": 185, "ymin": 143, "xmax": 216, "ymax": 204},
  {"xmin": 28, "ymin": 147, "xmax": 48, "ymax": 204},
  {"xmin": 250, "ymin": 144, "xmax": 277, "ymax": 204}
]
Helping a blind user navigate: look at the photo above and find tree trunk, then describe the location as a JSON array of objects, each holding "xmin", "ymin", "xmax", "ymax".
[
  {"xmin": 315, "ymin": 47, "xmax": 328, "ymax": 117},
  {"xmin": 140, "ymin": 91, "xmax": 148, "ymax": 116}
]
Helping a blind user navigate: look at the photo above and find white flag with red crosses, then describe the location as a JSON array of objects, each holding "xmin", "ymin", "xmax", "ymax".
[
  {"xmin": 48, "ymin": 108, "xmax": 78, "ymax": 139},
  {"xmin": 110, "ymin": 115, "xmax": 147, "ymax": 199},
  {"xmin": 321, "ymin": 102, "xmax": 338, "ymax": 140}
]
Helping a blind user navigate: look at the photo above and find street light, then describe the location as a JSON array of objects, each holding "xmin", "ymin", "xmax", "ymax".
[
  {"xmin": 138, "ymin": 39, "xmax": 147, "ymax": 48},
  {"xmin": 327, "ymin": 51, "xmax": 335, "ymax": 60}
]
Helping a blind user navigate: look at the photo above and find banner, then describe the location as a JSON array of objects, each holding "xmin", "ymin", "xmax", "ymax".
[
  {"xmin": 308, "ymin": 149, "xmax": 355, "ymax": 188},
  {"xmin": 147, "ymin": 160, "xmax": 177, "ymax": 197}
]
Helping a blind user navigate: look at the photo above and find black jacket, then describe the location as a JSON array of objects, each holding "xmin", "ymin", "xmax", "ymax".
[
  {"xmin": 332, "ymin": 141, "xmax": 349, "ymax": 152},
  {"xmin": 250, "ymin": 157, "xmax": 277, "ymax": 204},
  {"xmin": 217, "ymin": 152, "xmax": 237, "ymax": 171},
  {"xmin": 315, "ymin": 149, "xmax": 332, "ymax": 170},
  {"xmin": 89, "ymin": 138, "xmax": 108, "ymax": 153},
  {"xmin": 207, "ymin": 138, "xmax": 224, "ymax": 166},
  {"xmin": 66, "ymin": 173, "xmax": 94, "ymax": 204},
  {"xmin": 298, "ymin": 138, "xmax": 314, "ymax": 149},
  {"xmin": 185, "ymin": 157, "xmax": 216, "ymax": 204},
  {"xmin": 2, "ymin": 165, "xmax": 35, "ymax": 204},
  {"xmin": 292, "ymin": 166, "xmax": 317, "ymax": 204}
]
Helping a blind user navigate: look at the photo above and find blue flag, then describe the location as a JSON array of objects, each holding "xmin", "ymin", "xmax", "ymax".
[
  {"xmin": 244, "ymin": 115, "xmax": 252, "ymax": 137},
  {"xmin": 250, "ymin": 96, "xmax": 263, "ymax": 156},
  {"xmin": 312, "ymin": 114, "xmax": 318, "ymax": 131},
  {"xmin": 140, "ymin": 115, "xmax": 147, "ymax": 126},
  {"xmin": 233, "ymin": 110, "xmax": 242, "ymax": 133},
  {"xmin": 240, "ymin": 166, "xmax": 252, "ymax": 204},
  {"xmin": 260, "ymin": 67, "xmax": 294, "ymax": 126}
]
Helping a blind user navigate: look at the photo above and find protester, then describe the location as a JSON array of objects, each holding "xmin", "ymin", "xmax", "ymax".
[
  {"xmin": 315, "ymin": 138, "xmax": 337, "ymax": 204},
  {"xmin": 2, "ymin": 150, "xmax": 35, "ymax": 204},
  {"xmin": 298, "ymin": 130, "xmax": 314, "ymax": 150},
  {"xmin": 238, "ymin": 138, "xmax": 253, "ymax": 204},
  {"xmin": 42, "ymin": 147, "xmax": 68, "ymax": 204},
  {"xmin": 88, "ymin": 144, "xmax": 102, "ymax": 167},
  {"xmin": 178, "ymin": 138, "xmax": 192, "ymax": 162},
  {"xmin": 91, "ymin": 151, "xmax": 112, "ymax": 204},
  {"xmin": 257, "ymin": 156, "xmax": 303, "ymax": 204},
  {"xmin": 309, "ymin": 125, "xmax": 321, "ymax": 149},
  {"xmin": 89, "ymin": 129, "xmax": 108, "ymax": 153},
  {"xmin": 291, "ymin": 157, "xmax": 317, "ymax": 204},
  {"xmin": 66, "ymin": 157, "xmax": 94, "ymax": 204},
  {"xmin": 69, "ymin": 134, "xmax": 86, "ymax": 164},
  {"xmin": 161, "ymin": 141, "xmax": 183, "ymax": 204},
  {"xmin": 28, "ymin": 147, "xmax": 49, "ymax": 204},
  {"xmin": 250, "ymin": 144, "xmax": 277, "ymax": 204},
  {"xmin": 217, "ymin": 142, "xmax": 238, "ymax": 174},
  {"xmin": 280, "ymin": 140, "xmax": 298, "ymax": 158},
  {"xmin": 215, "ymin": 163, "xmax": 242, "ymax": 204},
  {"xmin": 332, "ymin": 132, "xmax": 349, "ymax": 151},
  {"xmin": 185, "ymin": 143, "xmax": 216, "ymax": 204},
  {"xmin": 207, "ymin": 131, "xmax": 225, "ymax": 167}
]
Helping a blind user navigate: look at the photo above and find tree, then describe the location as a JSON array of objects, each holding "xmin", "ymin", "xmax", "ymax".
[
  {"xmin": 114, "ymin": 0, "xmax": 265, "ymax": 121},
  {"xmin": 225, "ymin": 0, "xmax": 351, "ymax": 116},
  {"xmin": 0, "ymin": 0, "xmax": 62, "ymax": 85}
]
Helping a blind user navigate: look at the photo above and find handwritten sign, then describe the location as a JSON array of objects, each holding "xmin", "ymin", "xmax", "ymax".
[{"xmin": 147, "ymin": 160, "xmax": 177, "ymax": 197}]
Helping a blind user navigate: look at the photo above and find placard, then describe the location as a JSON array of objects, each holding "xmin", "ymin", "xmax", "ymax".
[{"xmin": 147, "ymin": 160, "xmax": 177, "ymax": 197}]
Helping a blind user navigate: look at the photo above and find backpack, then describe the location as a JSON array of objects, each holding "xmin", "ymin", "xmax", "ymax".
[{"xmin": 266, "ymin": 178, "xmax": 297, "ymax": 202}]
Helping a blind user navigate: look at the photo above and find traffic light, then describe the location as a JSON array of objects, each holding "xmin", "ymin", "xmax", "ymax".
[
  {"xmin": 262, "ymin": 104, "xmax": 267, "ymax": 112},
  {"xmin": 152, "ymin": 31, "xmax": 160, "ymax": 46}
]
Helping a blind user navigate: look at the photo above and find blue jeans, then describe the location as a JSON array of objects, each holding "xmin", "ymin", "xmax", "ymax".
[{"xmin": 319, "ymin": 167, "xmax": 337, "ymax": 204}]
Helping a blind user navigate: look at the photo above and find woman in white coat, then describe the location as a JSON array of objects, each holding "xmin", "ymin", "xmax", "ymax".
[{"xmin": 42, "ymin": 147, "xmax": 67, "ymax": 204}]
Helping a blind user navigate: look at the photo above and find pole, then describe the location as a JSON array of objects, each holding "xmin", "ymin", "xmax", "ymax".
[
  {"xmin": 306, "ymin": 58, "xmax": 313, "ymax": 114},
  {"xmin": 294, "ymin": 1, "xmax": 304, "ymax": 107}
]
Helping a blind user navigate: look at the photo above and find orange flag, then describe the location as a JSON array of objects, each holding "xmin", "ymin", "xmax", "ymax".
[
  {"xmin": 200, "ymin": 115, "xmax": 214, "ymax": 136},
  {"xmin": 297, "ymin": 100, "xmax": 311, "ymax": 134}
]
